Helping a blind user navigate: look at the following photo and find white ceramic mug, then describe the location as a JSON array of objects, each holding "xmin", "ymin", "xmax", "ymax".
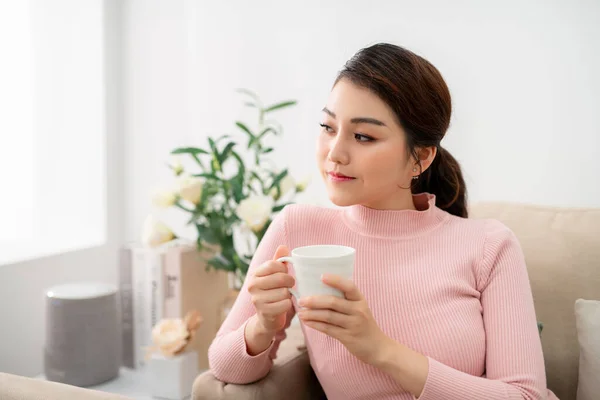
[{"xmin": 276, "ymin": 245, "xmax": 355, "ymax": 299}]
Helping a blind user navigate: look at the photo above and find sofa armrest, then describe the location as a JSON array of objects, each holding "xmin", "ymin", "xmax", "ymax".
[
  {"xmin": 0, "ymin": 373, "xmax": 132, "ymax": 400},
  {"xmin": 192, "ymin": 350, "xmax": 325, "ymax": 400}
]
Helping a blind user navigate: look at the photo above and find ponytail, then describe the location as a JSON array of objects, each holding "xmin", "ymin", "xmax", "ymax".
[{"xmin": 412, "ymin": 147, "xmax": 468, "ymax": 218}]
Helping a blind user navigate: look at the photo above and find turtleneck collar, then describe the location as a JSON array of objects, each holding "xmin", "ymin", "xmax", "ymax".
[{"xmin": 341, "ymin": 193, "xmax": 449, "ymax": 238}]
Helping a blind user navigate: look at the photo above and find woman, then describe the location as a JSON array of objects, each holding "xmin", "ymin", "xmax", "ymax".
[{"xmin": 208, "ymin": 43, "xmax": 558, "ymax": 400}]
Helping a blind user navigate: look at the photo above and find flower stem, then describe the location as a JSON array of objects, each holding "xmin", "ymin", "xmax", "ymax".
[{"xmin": 175, "ymin": 202, "xmax": 194, "ymax": 213}]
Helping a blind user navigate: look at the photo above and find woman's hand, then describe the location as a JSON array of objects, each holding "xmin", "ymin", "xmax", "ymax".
[
  {"xmin": 297, "ymin": 273, "xmax": 388, "ymax": 365},
  {"xmin": 246, "ymin": 245, "xmax": 296, "ymax": 336}
]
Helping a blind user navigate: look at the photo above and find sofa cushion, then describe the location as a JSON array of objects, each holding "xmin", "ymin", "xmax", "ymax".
[
  {"xmin": 469, "ymin": 202, "xmax": 600, "ymax": 400},
  {"xmin": 575, "ymin": 299, "xmax": 600, "ymax": 400}
]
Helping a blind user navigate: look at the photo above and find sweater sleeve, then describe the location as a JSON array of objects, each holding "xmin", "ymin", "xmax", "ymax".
[
  {"xmin": 207, "ymin": 206, "xmax": 296, "ymax": 384},
  {"xmin": 417, "ymin": 219, "xmax": 551, "ymax": 400}
]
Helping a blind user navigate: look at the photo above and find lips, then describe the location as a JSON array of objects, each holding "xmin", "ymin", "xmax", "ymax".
[{"xmin": 328, "ymin": 171, "xmax": 355, "ymax": 182}]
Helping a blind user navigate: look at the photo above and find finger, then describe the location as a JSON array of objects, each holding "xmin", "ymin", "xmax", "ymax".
[
  {"xmin": 298, "ymin": 309, "xmax": 349, "ymax": 328},
  {"xmin": 254, "ymin": 260, "xmax": 288, "ymax": 277},
  {"xmin": 262, "ymin": 298, "xmax": 292, "ymax": 316},
  {"xmin": 273, "ymin": 244, "xmax": 290, "ymax": 260},
  {"xmin": 257, "ymin": 287, "xmax": 291, "ymax": 304},
  {"xmin": 299, "ymin": 295, "xmax": 353, "ymax": 315},
  {"xmin": 321, "ymin": 274, "xmax": 362, "ymax": 301},
  {"xmin": 252, "ymin": 273, "xmax": 295, "ymax": 290},
  {"xmin": 303, "ymin": 320, "xmax": 344, "ymax": 338}
]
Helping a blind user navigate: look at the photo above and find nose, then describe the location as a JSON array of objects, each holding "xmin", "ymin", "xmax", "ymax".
[{"xmin": 327, "ymin": 134, "xmax": 350, "ymax": 165}]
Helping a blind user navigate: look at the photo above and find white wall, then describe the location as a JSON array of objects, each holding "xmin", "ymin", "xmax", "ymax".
[
  {"xmin": 125, "ymin": 0, "xmax": 600, "ymax": 243},
  {"xmin": 123, "ymin": 0, "xmax": 192, "ymax": 243},
  {"xmin": 0, "ymin": 0, "xmax": 124, "ymax": 376}
]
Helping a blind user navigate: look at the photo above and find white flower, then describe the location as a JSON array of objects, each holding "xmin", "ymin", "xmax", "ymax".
[
  {"xmin": 232, "ymin": 223, "xmax": 258, "ymax": 262},
  {"xmin": 177, "ymin": 175, "xmax": 203, "ymax": 205},
  {"xmin": 141, "ymin": 215, "xmax": 176, "ymax": 247},
  {"xmin": 269, "ymin": 174, "xmax": 296, "ymax": 200},
  {"xmin": 169, "ymin": 156, "xmax": 184, "ymax": 176},
  {"xmin": 152, "ymin": 190, "xmax": 177, "ymax": 208},
  {"xmin": 280, "ymin": 174, "xmax": 296, "ymax": 195},
  {"xmin": 151, "ymin": 319, "xmax": 189, "ymax": 356},
  {"xmin": 236, "ymin": 194, "xmax": 274, "ymax": 232},
  {"xmin": 296, "ymin": 175, "xmax": 311, "ymax": 192}
]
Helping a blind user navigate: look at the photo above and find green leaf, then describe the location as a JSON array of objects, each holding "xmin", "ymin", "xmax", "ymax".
[
  {"xmin": 229, "ymin": 151, "xmax": 246, "ymax": 203},
  {"xmin": 191, "ymin": 154, "xmax": 205, "ymax": 169},
  {"xmin": 230, "ymin": 178, "xmax": 245, "ymax": 203},
  {"xmin": 268, "ymin": 169, "xmax": 288, "ymax": 191},
  {"xmin": 192, "ymin": 172, "xmax": 221, "ymax": 180},
  {"xmin": 171, "ymin": 147, "xmax": 209, "ymax": 155},
  {"xmin": 235, "ymin": 121, "xmax": 255, "ymax": 138},
  {"xmin": 207, "ymin": 256, "xmax": 235, "ymax": 272},
  {"xmin": 195, "ymin": 224, "xmax": 219, "ymax": 244},
  {"xmin": 215, "ymin": 134, "xmax": 231, "ymax": 144},
  {"xmin": 208, "ymin": 138, "xmax": 218, "ymax": 154},
  {"xmin": 263, "ymin": 120, "xmax": 284, "ymax": 136},
  {"xmin": 219, "ymin": 142, "xmax": 236, "ymax": 164},
  {"xmin": 262, "ymin": 147, "xmax": 274, "ymax": 154},
  {"xmin": 272, "ymin": 203, "xmax": 291, "ymax": 212},
  {"xmin": 235, "ymin": 122, "xmax": 258, "ymax": 149},
  {"xmin": 236, "ymin": 88, "xmax": 261, "ymax": 106},
  {"xmin": 207, "ymin": 138, "xmax": 222, "ymax": 172},
  {"xmin": 257, "ymin": 127, "xmax": 277, "ymax": 140},
  {"xmin": 231, "ymin": 151, "xmax": 246, "ymax": 176},
  {"xmin": 250, "ymin": 171, "xmax": 265, "ymax": 192},
  {"xmin": 263, "ymin": 100, "xmax": 297, "ymax": 113}
]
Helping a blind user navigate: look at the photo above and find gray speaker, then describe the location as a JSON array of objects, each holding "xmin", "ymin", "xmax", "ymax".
[{"xmin": 44, "ymin": 282, "xmax": 121, "ymax": 387}]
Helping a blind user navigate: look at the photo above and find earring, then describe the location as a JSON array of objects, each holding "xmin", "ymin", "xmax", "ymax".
[
  {"xmin": 412, "ymin": 167, "xmax": 417, "ymax": 172},
  {"xmin": 412, "ymin": 175, "xmax": 419, "ymax": 180}
]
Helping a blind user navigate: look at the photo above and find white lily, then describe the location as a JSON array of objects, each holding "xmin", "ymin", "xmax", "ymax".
[
  {"xmin": 152, "ymin": 190, "xmax": 177, "ymax": 208},
  {"xmin": 169, "ymin": 156, "xmax": 184, "ymax": 176},
  {"xmin": 236, "ymin": 194, "xmax": 274, "ymax": 232},
  {"xmin": 296, "ymin": 175, "xmax": 311, "ymax": 192},
  {"xmin": 177, "ymin": 175, "xmax": 203, "ymax": 205},
  {"xmin": 141, "ymin": 215, "xmax": 176, "ymax": 247}
]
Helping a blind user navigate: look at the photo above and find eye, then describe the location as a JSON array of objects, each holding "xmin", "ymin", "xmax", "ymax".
[
  {"xmin": 319, "ymin": 123, "xmax": 334, "ymax": 133},
  {"xmin": 354, "ymin": 133, "xmax": 374, "ymax": 142}
]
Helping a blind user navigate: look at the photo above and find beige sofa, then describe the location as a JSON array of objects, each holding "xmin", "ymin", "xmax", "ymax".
[{"xmin": 1, "ymin": 202, "xmax": 598, "ymax": 400}]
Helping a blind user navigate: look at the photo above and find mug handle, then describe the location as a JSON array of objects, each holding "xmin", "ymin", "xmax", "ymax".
[{"xmin": 276, "ymin": 256, "xmax": 300, "ymax": 299}]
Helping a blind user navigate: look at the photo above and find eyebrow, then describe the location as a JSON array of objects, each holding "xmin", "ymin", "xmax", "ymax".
[{"xmin": 322, "ymin": 107, "xmax": 387, "ymax": 127}]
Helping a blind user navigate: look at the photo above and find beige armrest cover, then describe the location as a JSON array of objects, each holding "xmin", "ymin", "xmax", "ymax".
[
  {"xmin": 0, "ymin": 372, "xmax": 132, "ymax": 400},
  {"xmin": 192, "ymin": 350, "xmax": 325, "ymax": 400}
]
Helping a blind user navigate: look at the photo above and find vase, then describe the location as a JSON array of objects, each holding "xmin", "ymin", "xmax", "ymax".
[{"xmin": 148, "ymin": 350, "xmax": 199, "ymax": 400}]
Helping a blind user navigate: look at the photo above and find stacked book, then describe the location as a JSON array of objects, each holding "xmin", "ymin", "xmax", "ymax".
[{"xmin": 118, "ymin": 241, "xmax": 230, "ymax": 370}]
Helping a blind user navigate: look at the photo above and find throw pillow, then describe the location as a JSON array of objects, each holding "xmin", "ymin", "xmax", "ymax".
[{"xmin": 574, "ymin": 299, "xmax": 600, "ymax": 400}]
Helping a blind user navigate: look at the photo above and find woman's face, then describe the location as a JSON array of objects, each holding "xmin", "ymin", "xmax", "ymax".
[{"xmin": 316, "ymin": 78, "xmax": 417, "ymax": 209}]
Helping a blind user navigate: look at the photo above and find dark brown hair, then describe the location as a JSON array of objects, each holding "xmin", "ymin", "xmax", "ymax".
[{"xmin": 336, "ymin": 43, "xmax": 468, "ymax": 218}]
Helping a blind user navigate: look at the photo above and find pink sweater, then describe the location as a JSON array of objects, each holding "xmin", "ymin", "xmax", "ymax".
[{"xmin": 208, "ymin": 193, "xmax": 558, "ymax": 400}]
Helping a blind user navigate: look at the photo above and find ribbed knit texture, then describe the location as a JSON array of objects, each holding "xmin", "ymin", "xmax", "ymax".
[{"xmin": 208, "ymin": 193, "xmax": 558, "ymax": 400}]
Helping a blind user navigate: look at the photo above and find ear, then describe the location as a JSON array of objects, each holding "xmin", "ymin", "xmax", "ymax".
[{"xmin": 414, "ymin": 146, "xmax": 437, "ymax": 173}]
